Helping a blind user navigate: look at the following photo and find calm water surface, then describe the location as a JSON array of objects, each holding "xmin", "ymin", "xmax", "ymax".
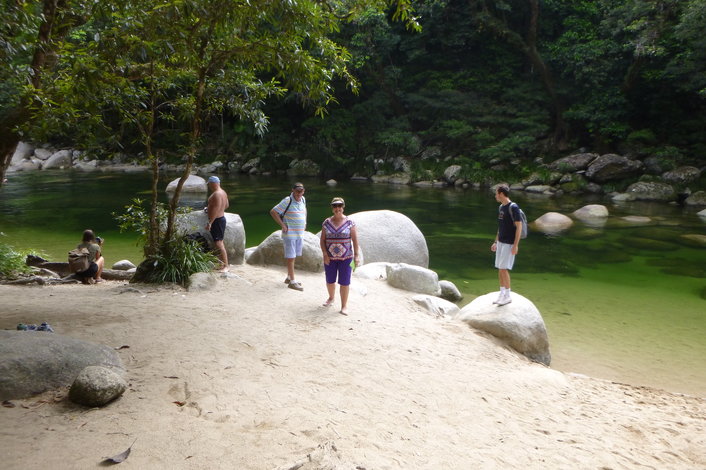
[{"xmin": 1, "ymin": 170, "xmax": 705, "ymax": 396}]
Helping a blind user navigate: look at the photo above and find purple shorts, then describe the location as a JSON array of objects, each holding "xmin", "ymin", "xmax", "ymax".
[{"xmin": 324, "ymin": 259, "xmax": 353, "ymax": 286}]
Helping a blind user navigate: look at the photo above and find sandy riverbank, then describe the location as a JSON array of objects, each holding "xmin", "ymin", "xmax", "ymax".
[{"xmin": 0, "ymin": 264, "xmax": 704, "ymax": 469}]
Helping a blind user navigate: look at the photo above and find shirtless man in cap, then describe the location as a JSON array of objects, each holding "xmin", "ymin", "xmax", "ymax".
[{"xmin": 205, "ymin": 176, "xmax": 229, "ymax": 271}]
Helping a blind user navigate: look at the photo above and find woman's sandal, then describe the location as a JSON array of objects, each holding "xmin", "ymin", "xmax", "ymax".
[{"xmin": 322, "ymin": 298, "xmax": 334, "ymax": 307}]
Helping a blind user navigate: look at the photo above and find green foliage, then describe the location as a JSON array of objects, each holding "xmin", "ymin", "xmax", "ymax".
[
  {"xmin": 478, "ymin": 135, "xmax": 536, "ymax": 162},
  {"xmin": 113, "ymin": 198, "xmax": 189, "ymax": 254},
  {"xmin": 408, "ymin": 158, "xmax": 445, "ymax": 182},
  {"xmin": 0, "ymin": 241, "xmax": 36, "ymax": 279},
  {"xmin": 114, "ymin": 198, "xmax": 216, "ymax": 285},
  {"xmin": 626, "ymin": 129, "xmax": 657, "ymax": 146},
  {"xmin": 3, "ymin": 0, "xmax": 706, "ymax": 182},
  {"xmin": 139, "ymin": 237, "xmax": 218, "ymax": 286}
]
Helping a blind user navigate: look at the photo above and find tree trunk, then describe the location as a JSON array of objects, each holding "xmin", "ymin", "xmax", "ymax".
[
  {"xmin": 524, "ymin": 0, "xmax": 567, "ymax": 147},
  {"xmin": 164, "ymin": 74, "xmax": 206, "ymax": 243},
  {"xmin": 469, "ymin": 0, "xmax": 567, "ymax": 148},
  {"xmin": 0, "ymin": 0, "xmax": 63, "ymax": 187}
]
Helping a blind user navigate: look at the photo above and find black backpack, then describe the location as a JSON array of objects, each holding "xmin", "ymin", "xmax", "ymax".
[{"xmin": 184, "ymin": 233, "xmax": 211, "ymax": 252}]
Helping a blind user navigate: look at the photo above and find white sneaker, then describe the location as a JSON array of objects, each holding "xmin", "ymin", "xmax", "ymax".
[
  {"xmin": 496, "ymin": 293, "xmax": 512, "ymax": 306},
  {"xmin": 492, "ymin": 291, "xmax": 504, "ymax": 304},
  {"xmin": 288, "ymin": 281, "xmax": 303, "ymax": 291}
]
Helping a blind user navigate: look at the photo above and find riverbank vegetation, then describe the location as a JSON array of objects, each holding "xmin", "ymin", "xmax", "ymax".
[
  {"xmin": 2, "ymin": 0, "xmax": 421, "ymax": 271},
  {"xmin": 2, "ymin": 0, "xmax": 705, "ymax": 183},
  {"xmin": 3, "ymin": 1, "xmax": 705, "ymax": 279},
  {"xmin": 0, "ymin": 241, "xmax": 38, "ymax": 279}
]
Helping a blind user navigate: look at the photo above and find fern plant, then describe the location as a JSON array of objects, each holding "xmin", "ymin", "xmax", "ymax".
[{"xmin": 139, "ymin": 237, "xmax": 218, "ymax": 286}]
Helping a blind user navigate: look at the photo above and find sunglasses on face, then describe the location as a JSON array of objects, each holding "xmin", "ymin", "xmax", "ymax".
[
  {"xmin": 331, "ymin": 203, "xmax": 344, "ymax": 208},
  {"xmin": 294, "ymin": 188, "xmax": 305, "ymax": 192}
]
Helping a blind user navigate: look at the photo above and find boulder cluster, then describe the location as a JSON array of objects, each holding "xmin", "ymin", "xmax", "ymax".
[
  {"xmin": 7, "ymin": 142, "xmax": 320, "ymax": 177},
  {"xmin": 8, "ymin": 143, "xmax": 704, "ymax": 207},
  {"xmin": 410, "ymin": 152, "xmax": 704, "ymax": 206}
]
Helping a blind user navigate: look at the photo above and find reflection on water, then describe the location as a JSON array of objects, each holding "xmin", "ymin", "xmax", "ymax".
[{"xmin": 1, "ymin": 170, "xmax": 705, "ymax": 396}]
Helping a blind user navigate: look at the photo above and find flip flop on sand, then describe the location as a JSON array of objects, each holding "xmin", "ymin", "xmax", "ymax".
[
  {"xmin": 322, "ymin": 298, "xmax": 334, "ymax": 307},
  {"xmin": 339, "ymin": 309, "xmax": 348, "ymax": 316}
]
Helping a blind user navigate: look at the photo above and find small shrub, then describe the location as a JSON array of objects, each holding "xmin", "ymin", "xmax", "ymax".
[
  {"xmin": 134, "ymin": 237, "xmax": 218, "ymax": 286},
  {"xmin": 0, "ymin": 242, "xmax": 36, "ymax": 279}
]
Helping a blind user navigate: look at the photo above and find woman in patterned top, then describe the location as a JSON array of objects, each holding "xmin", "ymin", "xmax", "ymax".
[{"xmin": 320, "ymin": 197, "xmax": 361, "ymax": 315}]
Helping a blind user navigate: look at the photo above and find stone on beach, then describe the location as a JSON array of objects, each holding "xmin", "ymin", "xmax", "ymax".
[
  {"xmin": 457, "ymin": 292, "xmax": 551, "ymax": 366},
  {"xmin": 0, "ymin": 331, "xmax": 124, "ymax": 401},
  {"xmin": 349, "ymin": 210, "xmax": 429, "ymax": 268}
]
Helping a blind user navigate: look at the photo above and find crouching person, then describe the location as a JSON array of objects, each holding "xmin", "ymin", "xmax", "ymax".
[{"xmin": 75, "ymin": 229, "xmax": 105, "ymax": 284}]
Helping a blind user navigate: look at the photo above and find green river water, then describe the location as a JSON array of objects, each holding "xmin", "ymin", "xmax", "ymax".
[{"xmin": 1, "ymin": 170, "xmax": 705, "ymax": 396}]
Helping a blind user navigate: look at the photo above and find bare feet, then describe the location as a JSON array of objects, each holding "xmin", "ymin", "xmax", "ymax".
[
  {"xmin": 339, "ymin": 308, "xmax": 348, "ymax": 316},
  {"xmin": 322, "ymin": 298, "xmax": 334, "ymax": 307}
]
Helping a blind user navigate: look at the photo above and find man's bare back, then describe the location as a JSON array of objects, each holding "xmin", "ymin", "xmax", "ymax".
[{"xmin": 207, "ymin": 189, "xmax": 229, "ymax": 219}]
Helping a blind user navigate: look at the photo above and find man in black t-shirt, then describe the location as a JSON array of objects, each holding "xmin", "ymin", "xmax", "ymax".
[{"xmin": 490, "ymin": 184, "xmax": 523, "ymax": 305}]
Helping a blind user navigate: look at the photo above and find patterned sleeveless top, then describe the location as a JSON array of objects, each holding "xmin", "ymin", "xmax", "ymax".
[{"xmin": 322, "ymin": 217, "xmax": 355, "ymax": 260}]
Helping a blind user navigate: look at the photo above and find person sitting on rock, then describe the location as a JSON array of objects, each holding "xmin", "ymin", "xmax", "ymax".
[{"xmin": 75, "ymin": 229, "xmax": 105, "ymax": 284}]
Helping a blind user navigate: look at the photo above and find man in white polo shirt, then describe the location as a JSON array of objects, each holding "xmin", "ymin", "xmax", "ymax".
[{"xmin": 270, "ymin": 182, "xmax": 307, "ymax": 291}]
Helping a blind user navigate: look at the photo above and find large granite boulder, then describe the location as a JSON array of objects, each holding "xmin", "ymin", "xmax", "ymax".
[
  {"xmin": 287, "ymin": 158, "xmax": 320, "ymax": 176},
  {"xmin": 549, "ymin": 153, "xmax": 598, "ymax": 172},
  {"xmin": 14, "ymin": 158, "xmax": 42, "ymax": 171},
  {"xmin": 572, "ymin": 204, "xmax": 609, "ymax": 220},
  {"xmin": 685, "ymin": 191, "xmax": 706, "ymax": 206},
  {"xmin": 42, "ymin": 149, "xmax": 73, "ymax": 169},
  {"xmin": 165, "ymin": 174, "xmax": 207, "ymax": 193},
  {"xmin": 0, "ymin": 331, "xmax": 124, "ymax": 400},
  {"xmin": 34, "ymin": 148, "xmax": 54, "ymax": 161},
  {"xmin": 525, "ymin": 185, "xmax": 554, "ymax": 194},
  {"xmin": 175, "ymin": 211, "xmax": 246, "ymax": 265},
  {"xmin": 585, "ymin": 154, "xmax": 643, "ymax": 183},
  {"xmin": 457, "ymin": 292, "xmax": 551, "ymax": 366},
  {"xmin": 246, "ymin": 230, "xmax": 323, "ymax": 272},
  {"xmin": 10, "ymin": 141, "xmax": 34, "ymax": 166},
  {"xmin": 349, "ymin": 210, "xmax": 429, "ymax": 268},
  {"xmin": 68, "ymin": 366, "xmax": 127, "ymax": 407},
  {"xmin": 386, "ymin": 263, "xmax": 440, "ymax": 296},
  {"xmin": 74, "ymin": 160, "xmax": 99, "ymax": 171},
  {"xmin": 533, "ymin": 212, "xmax": 574, "ymax": 234},
  {"xmin": 112, "ymin": 259, "xmax": 136, "ymax": 270},
  {"xmin": 626, "ymin": 181, "xmax": 676, "ymax": 201},
  {"xmin": 240, "ymin": 157, "xmax": 260, "ymax": 174},
  {"xmin": 412, "ymin": 295, "xmax": 460, "ymax": 318},
  {"xmin": 439, "ymin": 280, "xmax": 463, "ymax": 302},
  {"xmin": 443, "ymin": 165, "xmax": 463, "ymax": 184},
  {"xmin": 698, "ymin": 208, "xmax": 706, "ymax": 218},
  {"xmin": 353, "ymin": 262, "xmax": 390, "ymax": 280},
  {"xmin": 370, "ymin": 173, "xmax": 413, "ymax": 185},
  {"xmin": 662, "ymin": 166, "xmax": 701, "ymax": 185}
]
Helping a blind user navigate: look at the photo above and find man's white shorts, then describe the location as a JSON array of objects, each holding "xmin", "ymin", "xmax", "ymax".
[
  {"xmin": 283, "ymin": 237, "xmax": 303, "ymax": 259},
  {"xmin": 495, "ymin": 242, "xmax": 515, "ymax": 270}
]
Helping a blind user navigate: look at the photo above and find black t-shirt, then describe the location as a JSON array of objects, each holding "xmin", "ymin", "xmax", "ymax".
[{"xmin": 497, "ymin": 203, "xmax": 521, "ymax": 244}]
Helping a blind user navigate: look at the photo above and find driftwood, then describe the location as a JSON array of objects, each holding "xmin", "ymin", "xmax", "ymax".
[
  {"xmin": 3, "ymin": 276, "xmax": 79, "ymax": 285},
  {"xmin": 25, "ymin": 256, "xmax": 133, "ymax": 281}
]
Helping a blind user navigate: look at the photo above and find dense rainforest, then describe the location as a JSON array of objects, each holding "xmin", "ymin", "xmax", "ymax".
[{"xmin": 2, "ymin": 0, "xmax": 705, "ymax": 183}]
